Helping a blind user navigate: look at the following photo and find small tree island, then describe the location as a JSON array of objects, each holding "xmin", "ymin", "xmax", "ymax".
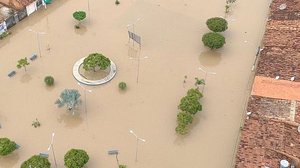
[{"xmin": 83, "ymin": 53, "xmax": 111, "ymax": 72}]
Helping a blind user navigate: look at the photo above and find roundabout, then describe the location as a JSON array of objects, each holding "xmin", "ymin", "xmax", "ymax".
[{"xmin": 72, "ymin": 57, "xmax": 117, "ymax": 86}]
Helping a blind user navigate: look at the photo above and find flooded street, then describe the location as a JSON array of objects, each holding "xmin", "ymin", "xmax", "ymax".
[{"xmin": 0, "ymin": 0, "xmax": 270, "ymax": 167}]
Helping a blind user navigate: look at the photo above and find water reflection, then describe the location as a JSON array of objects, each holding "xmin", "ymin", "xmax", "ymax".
[
  {"xmin": 57, "ymin": 112, "xmax": 83, "ymax": 128},
  {"xmin": 0, "ymin": 152, "xmax": 20, "ymax": 168},
  {"xmin": 74, "ymin": 25, "xmax": 87, "ymax": 35},
  {"xmin": 128, "ymin": 45, "xmax": 139, "ymax": 59},
  {"xmin": 174, "ymin": 115, "xmax": 201, "ymax": 144},
  {"xmin": 199, "ymin": 50, "xmax": 222, "ymax": 67},
  {"xmin": 20, "ymin": 73, "xmax": 32, "ymax": 83}
]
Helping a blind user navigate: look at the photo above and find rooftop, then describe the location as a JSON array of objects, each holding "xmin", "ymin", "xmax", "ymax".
[{"xmin": 235, "ymin": 0, "xmax": 300, "ymax": 167}]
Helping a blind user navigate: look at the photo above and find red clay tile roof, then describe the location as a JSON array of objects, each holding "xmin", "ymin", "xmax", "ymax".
[
  {"xmin": 235, "ymin": 0, "xmax": 300, "ymax": 167},
  {"xmin": 0, "ymin": 0, "xmax": 35, "ymax": 10}
]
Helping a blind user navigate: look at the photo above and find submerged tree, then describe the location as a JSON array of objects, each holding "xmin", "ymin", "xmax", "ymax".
[
  {"xmin": 64, "ymin": 149, "xmax": 89, "ymax": 168},
  {"xmin": 0, "ymin": 138, "xmax": 17, "ymax": 156},
  {"xmin": 83, "ymin": 53, "xmax": 111, "ymax": 72},
  {"xmin": 206, "ymin": 17, "xmax": 228, "ymax": 32},
  {"xmin": 55, "ymin": 89, "xmax": 81, "ymax": 113},
  {"xmin": 21, "ymin": 155, "xmax": 51, "ymax": 168},
  {"xmin": 202, "ymin": 32, "xmax": 226, "ymax": 49},
  {"xmin": 17, "ymin": 57, "xmax": 30, "ymax": 72},
  {"xmin": 73, "ymin": 11, "xmax": 86, "ymax": 29}
]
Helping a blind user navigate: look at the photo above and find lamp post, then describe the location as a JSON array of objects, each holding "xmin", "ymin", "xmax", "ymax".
[
  {"xmin": 28, "ymin": 29, "xmax": 46, "ymax": 58},
  {"xmin": 126, "ymin": 18, "xmax": 141, "ymax": 34},
  {"xmin": 47, "ymin": 132, "xmax": 57, "ymax": 168},
  {"xmin": 129, "ymin": 129, "xmax": 146, "ymax": 162},
  {"xmin": 198, "ymin": 66, "xmax": 216, "ymax": 93},
  {"xmin": 87, "ymin": 0, "xmax": 90, "ymax": 21},
  {"xmin": 129, "ymin": 55, "xmax": 148, "ymax": 84}
]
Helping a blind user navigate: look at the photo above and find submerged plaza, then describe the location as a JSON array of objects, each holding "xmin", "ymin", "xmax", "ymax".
[{"xmin": 0, "ymin": 0, "xmax": 299, "ymax": 167}]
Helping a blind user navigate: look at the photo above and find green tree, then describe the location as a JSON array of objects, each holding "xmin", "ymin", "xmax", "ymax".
[
  {"xmin": 73, "ymin": 11, "xmax": 86, "ymax": 28},
  {"xmin": 177, "ymin": 111, "xmax": 193, "ymax": 125},
  {"xmin": 175, "ymin": 123, "xmax": 188, "ymax": 135},
  {"xmin": 64, "ymin": 149, "xmax": 89, "ymax": 168},
  {"xmin": 44, "ymin": 76, "xmax": 54, "ymax": 86},
  {"xmin": 17, "ymin": 57, "xmax": 30, "ymax": 72},
  {"xmin": 55, "ymin": 89, "xmax": 81, "ymax": 113},
  {"xmin": 21, "ymin": 155, "xmax": 51, "ymax": 168},
  {"xmin": 206, "ymin": 17, "xmax": 228, "ymax": 32},
  {"xmin": 202, "ymin": 32, "xmax": 226, "ymax": 49},
  {"xmin": 0, "ymin": 138, "xmax": 17, "ymax": 156},
  {"xmin": 178, "ymin": 95, "xmax": 202, "ymax": 115},
  {"xmin": 187, "ymin": 88, "xmax": 203, "ymax": 99},
  {"xmin": 83, "ymin": 53, "xmax": 111, "ymax": 72},
  {"xmin": 118, "ymin": 82, "xmax": 127, "ymax": 90}
]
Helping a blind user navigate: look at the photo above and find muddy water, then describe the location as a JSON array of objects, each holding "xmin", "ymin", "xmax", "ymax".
[{"xmin": 0, "ymin": 0, "xmax": 270, "ymax": 167}]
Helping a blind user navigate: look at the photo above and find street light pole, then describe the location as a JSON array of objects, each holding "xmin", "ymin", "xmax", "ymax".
[
  {"xmin": 129, "ymin": 129, "xmax": 146, "ymax": 162},
  {"xmin": 198, "ymin": 66, "xmax": 216, "ymax": 93},
  {"xmin": 47, "ymin": 133, "xmax": 57, "ymax": 168},
  {"xmin": 77, "ymin": 82, "xmax": 92, "ymax": 116},
  {"xmin": 28, "ymin": 29, "xmax": 46, "ymax": 57}
]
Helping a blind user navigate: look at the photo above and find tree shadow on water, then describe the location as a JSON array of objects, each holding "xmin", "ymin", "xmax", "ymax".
[
  {"xmin": 0, "ymin": 152, "xmax": 20, "ymax": 168},
  {"xmin": 199, "ymin": 50, "xmax": 222, "ymax": 67},
  {"xmin": 57, "ymin": 111, "xmax": 83, "ymax": 128}
]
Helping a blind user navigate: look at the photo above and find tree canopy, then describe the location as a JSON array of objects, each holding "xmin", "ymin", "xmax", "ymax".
[
  {"xmin": 83, "ymin": 53, "xmax": 111, "ymax": 72},
  {"xmin": 17, "ymin": 57, "xmax": 30, "ymax": 71},
  {"xmin": 202, "ymin": 32, "xmax": 226, "ymax": 49},
  {"xmin": 206, "ymin": 17, "xmax": 228, "ymax": 32},
  {"xmin": 0, "ymin": 138, "xmax": 17, "ymax": 156},
  {"xmin": 64, "ymin": 149, "xmax": 89, "ymax": 168},
  {"xmin": 73, "ymin": 11, "xmax": 86, "ymax": 22},
  {"xmin": 21, "ymin": 155, "xmax": 51, "ymax": 168}
]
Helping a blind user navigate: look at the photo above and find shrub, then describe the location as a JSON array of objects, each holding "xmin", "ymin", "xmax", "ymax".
[
  {"xmin": 17, "ymin": 57, "xmax": 30, "ymax": 72},
  {"xmin": 0, "ymin": 31, "xmax": 11, "ymax": 40},
  {"xmin": 115, "ymin": 0, "xmax": 120, "ymax": 5},
  {"xmin": 83, "ymin": 53, "xmax": 111, "ymax": 72},
  {"xmin": 21, "ymin": 155, "xmax": 51, "ymax": 168},
  {"xmin": 177, "ymin": 111, "xmax": 193, "ymax": 125},
  {"xmin": 44, "ymin": 76, "xmax": 54, "ymax": 86},
  {"xmin": 73, "ymin": 11, "xmax": 86, "ymax": 28},
  {"xmin": 176, "ymin": 86, "xmax": 204, "ymax": 135},
  {"xmin": 118, "ymin": 82, "xmax": 127, "ymax": 90},
  {"xmin": 202, "ymin": 32, "xmax": 225, "ymax": 49},
  {"xmin": 178, "ymin": 96, "xmax": 202, "ymax": 115},
  {"xmin": 119, "ymin": 165, "xmax": 127, "ymax": 168},
  {"xmin": 175, "ymin": 123, "xmax": 188, "ymax": 135},
  {"xmin": 187, "ymin": 88, "xmax": 203, "ymax": 99},
  {"xmin": 64, "ymin": 149, "xmax": 89, "ymax": 168},
  {"xmin": 206, "ymin": 17, "xmax": 228, "ymax": 32},
  {"xmin": 0, "ymin": 138, "xmax": 17, "ymax": 156}
]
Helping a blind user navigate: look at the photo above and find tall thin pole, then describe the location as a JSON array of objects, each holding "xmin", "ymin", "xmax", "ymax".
[
  {"xmin": 84, "ymin": 88, "xmax": 87, "ymax": 118},
  {"xmin": 48, "ymin": 133, "xmax": 57, "ymax": 168},
  {"xmin": 87, "ymin": 0, "xmax": 90, "ymax": 21},
  {"xmin": 202, "ymin": 72, "xmax": 207, "ymax": 93},
  {"xmin": 136, "ymin": 51, "xmax": 140, "ymax": 83},
  {"xmin": 198, "ymin": 67, "xmax": 216, "ymax": 93},
  {"xmin": 37, "ymin": 33, "xmax": 42, "ymax": 57},
  {"xmin": 129, "ymin": 130, "xmax": 146, "ymax": 162},
  {"xmin": 135, "ymin": 137, "xmax": 139, "ymax": 162},
  {"xmin": 115, "ymin": 154, "xmax": 120, "ymax": 166},
  {"xmin": 51, "ymin": 144, "xmax": 57, "ymax": 168}
]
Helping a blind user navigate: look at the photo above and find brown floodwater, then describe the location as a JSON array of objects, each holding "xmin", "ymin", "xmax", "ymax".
[{"xmin": 0, "ymin": 0, "xmax": 270, "ymax": 167}]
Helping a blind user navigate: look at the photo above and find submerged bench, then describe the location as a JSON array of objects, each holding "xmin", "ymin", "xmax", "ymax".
[
  {"xmin": 8, "ymin": 71, "xmax": 16, "ymax": 77},
  {"xmin": 30, "ymin": 54, "xmax": 38, "ymax": 61}
]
